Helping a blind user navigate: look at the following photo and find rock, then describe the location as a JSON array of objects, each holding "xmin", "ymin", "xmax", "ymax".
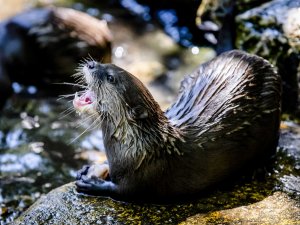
[
  {"xmin": 180, "ymin": 192, "xmax": 300, "ymax": 224},
  {"xmin": 196, "ymin": 0, "xmax": 235, "ymax": 53},
  {"xmin": 116, "ymin": 0, "xmax": 209, "ymax": 47},
  {"xmin": 283, "ymin": 7, "xmax": 300, "ymax": 52},
  {"xmin": 235, "ymin": 0, "xmax": 271, "ymax": 12},
  {"xmin": 0, "ymin": 0, "xmax": 32, "ymax": 21},
  {"xmin": 13, "ymin": 183, "xmax": 300, "ymax": 225},
  {"xmin": 0, "ymin": 7, "xmax": 112, "ymax": 108},
  {"xmin": 0, "ymin": 97, "xmax": 105, "ymax": 224},
  {"xmin": 195, "ymin": 0, "xmax": 271, "ymax": 54},
  {"xmin": 236, "ymin": 0, "xmax": 300, "ymax": 113},
  {"xmin": 12, "ymin": 122, "xmax": 300, "ymax": 224}
]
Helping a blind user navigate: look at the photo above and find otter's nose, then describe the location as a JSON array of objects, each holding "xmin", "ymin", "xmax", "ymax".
[{"xmin": 87, "ymin": 61, "xmax": 96, "ymax": 70}]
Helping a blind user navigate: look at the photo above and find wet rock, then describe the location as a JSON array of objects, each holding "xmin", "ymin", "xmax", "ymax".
[
  {"xmin": 236, "ymin": 0, "xmax": 300, "ymax": 113},
  {"xmin": 196, "ymin": 0, "xmax": 235, "ymax": 53},
  {"xmin": 116, "ymin": 0, "xmax": 208, "ymax": 47},
  {"xmin": 0, "ymin": 6, "xmax": 112, "ymax": 108},
  {"xmin": 119, "ymin": 0, "xmax": 273, "ymax": 52},
  {"xmin": 235, "ymin": 0, "xmax": 271, "ymax": 12},
  {"xmin": 181, "ymin": 192, "xmax": 300, "ymax": 224},
  {"xmin": 283, "ymin": 7, "xmax": 300, "ymax": 52},
  {"xmin": 195, "ymin": 0, "xmax": 271, "ymax": 54},
  {"xmin": 13, "ymin": 184, "xmax": 300, "ymax": 224},
  {"xmin": 0, "ymin": 98, "xmax": 103, "ymax": 224},
  {"xmin": 10, "ymin": 120, "xmax": 300, "ymax": 224}
]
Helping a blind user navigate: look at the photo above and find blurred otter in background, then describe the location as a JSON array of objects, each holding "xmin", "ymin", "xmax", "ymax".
[{"xmin": 0, "ymin": 7, "xmax": 112, "ymax": 108}]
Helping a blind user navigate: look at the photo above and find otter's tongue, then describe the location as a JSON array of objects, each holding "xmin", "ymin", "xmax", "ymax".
[{"xmin": 73, "ymin": 90, "xmax": 95, "ymax": 113}]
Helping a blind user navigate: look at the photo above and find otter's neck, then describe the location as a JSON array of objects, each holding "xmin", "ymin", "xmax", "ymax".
[{"xmin": 101, "ymin": 108, "xmax": 182, "ymax": 170}]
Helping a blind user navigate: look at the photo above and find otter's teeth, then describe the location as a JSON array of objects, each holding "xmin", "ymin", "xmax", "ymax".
[{"xmin": 73, "ymin": 90, "xmax": 96, "ymax": 115}]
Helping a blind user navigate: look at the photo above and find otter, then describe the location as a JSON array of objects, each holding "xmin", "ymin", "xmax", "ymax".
[{"xmin": 73, "ymin": 50, "xmax": 281, "ymax": 202}]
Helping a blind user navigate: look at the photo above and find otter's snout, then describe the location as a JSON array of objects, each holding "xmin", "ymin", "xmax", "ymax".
[
  {"xmin": 83, "ymin": 61, "xmax": 104, "ymax": 85},
  {"xmin": 83, "ymin": 62, "xmax": 116, "ymax": 85},
  {"xmin": 87, "ymin": 61, "xmax": 96, "ymax": 70},
  {"xmin": 84, "ymin": 61, "xmax": 107, "ymax": 76}
]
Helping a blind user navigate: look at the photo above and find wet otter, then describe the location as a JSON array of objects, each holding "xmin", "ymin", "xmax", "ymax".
[{"xmin": 74, "ymin": 50, "xmax": 281, "ymax": 202}]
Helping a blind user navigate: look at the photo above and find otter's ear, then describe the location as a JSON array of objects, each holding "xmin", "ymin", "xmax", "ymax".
[{"xmin": 131, "ymin": 106, "xmax": 148, "ymax": 120}]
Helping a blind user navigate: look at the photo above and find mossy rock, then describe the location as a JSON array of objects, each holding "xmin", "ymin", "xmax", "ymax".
[
  {"xmin": 181, "ymin": 192, "xmax": 300, "ymax": 224},
  {"xmin": 236, "ymin": 0, "xmax": 300, "ymax": 113},
  {"xmin": 14, "ymin": 183, "xmax": 300, "ymax": 225}
]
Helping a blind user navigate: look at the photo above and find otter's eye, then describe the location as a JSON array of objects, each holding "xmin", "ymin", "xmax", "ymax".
[{"xmin": 107, "ymin": 74, "xmax": 115, "ymax": 83}]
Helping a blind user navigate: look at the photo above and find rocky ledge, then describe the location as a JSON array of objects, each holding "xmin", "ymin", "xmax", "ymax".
[{"xmin": 13, "ymin": 182, "xmax": 300, "ymax": 225}]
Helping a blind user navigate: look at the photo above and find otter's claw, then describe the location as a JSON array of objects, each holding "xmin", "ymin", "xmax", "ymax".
[
  {"xmin": 76, "ymin": 175, "xmax": 117, "ymax": 196},
  {"xmin": 76, "ymin": 165, "xmax": 90, "ymax": 180},
  {"xmin": 76, "ymin": 175, "xmax": 104, "ymax": 192}
]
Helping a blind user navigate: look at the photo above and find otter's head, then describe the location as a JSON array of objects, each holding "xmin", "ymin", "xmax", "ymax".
[{"xmin": 73, "ymin": 61, "xmax": 163, "ymax": 122}]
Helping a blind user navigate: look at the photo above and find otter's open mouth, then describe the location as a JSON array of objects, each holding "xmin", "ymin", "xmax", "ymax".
[{"xmin": 73, "ymin": 90, "xmax": 96, "ymax": 114}]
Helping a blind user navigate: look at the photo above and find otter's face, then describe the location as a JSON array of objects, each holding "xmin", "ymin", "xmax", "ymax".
[{"xmin": 73, "ymin": 61, "xmax": 152, "ymax": 120}]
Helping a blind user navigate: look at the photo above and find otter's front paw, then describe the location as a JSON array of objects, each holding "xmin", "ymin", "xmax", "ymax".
[
  {"xmin": 76, "ymin": 163, "xmax": 109, "ymax": 181},
  {"xmin": 76, "ymin": 165, "xmax": 90, "ymax": 180},
  {"xmin": 76, "ymin": 175, "xmax": 104, "ymax": 193},
  {"xmin": 76, "ymin": 175, "xmax": 117, "ymax": 196}
]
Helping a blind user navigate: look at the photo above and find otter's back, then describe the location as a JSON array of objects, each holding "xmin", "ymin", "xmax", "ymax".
[{"xmin": 165, "ymin": 50, "xmax": 281, "ymax": 145}]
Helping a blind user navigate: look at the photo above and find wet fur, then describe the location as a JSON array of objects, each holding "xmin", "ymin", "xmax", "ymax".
[{"xmin": 75, "ymin": 50, "xmax": 281, "ymax": 202}]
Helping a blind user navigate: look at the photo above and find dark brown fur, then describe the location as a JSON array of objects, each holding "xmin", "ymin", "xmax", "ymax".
[{"xmin": 75, "ymin": 50, "xmax": 281, "ymax": 202}]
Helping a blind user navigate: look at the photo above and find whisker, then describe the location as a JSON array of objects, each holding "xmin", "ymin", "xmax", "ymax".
[
  {"xmin": 76, "ymin": 112, "xmax": 99, "ymax": 127},
  {"xmin": 79, "ymin": 58, "xmax": 85, "ymax": 63},
  {"xmin": 57, "ymin": 90, "xmax": 87, "ymax": 101},
  {"xmin": 74, "ymin": 77, "xmax": 85, "ymax": 83},
  {"xmin": 83, "ymin": 58, "xmax": 90, "ymax": 64},
  {"xmin": 57, "ymin": 96, "xmax": 70, "ymax": 101},
  {"xmin": 54, "ymin": 82, "xmax": 87, "ymax": 88},
  {"xmin": 60, "ymin": 106, "xmax": 74, "ymax": 115},
  {"xmin": 70, "ymin": 115, "xmax": 102, "ymax": 144},
  {"xmin": 73, "ymin": 72, "xmax": 82, "ymax": 77},
  {"xmin": 59, "ymin": 108, "xmax": 76, "ymax": 119},
  {"xmin": 58, "ymin": 94, "xmax": 75, "ymax": 100},
  {"xmin": 87, "ymin": 54, "xmax": 96, "ymax": 63}
]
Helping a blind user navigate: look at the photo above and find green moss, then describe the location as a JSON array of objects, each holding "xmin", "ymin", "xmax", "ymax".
[{"xmin": 281, "ymin": 114, "xmax": 300, "ymax": 123}]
